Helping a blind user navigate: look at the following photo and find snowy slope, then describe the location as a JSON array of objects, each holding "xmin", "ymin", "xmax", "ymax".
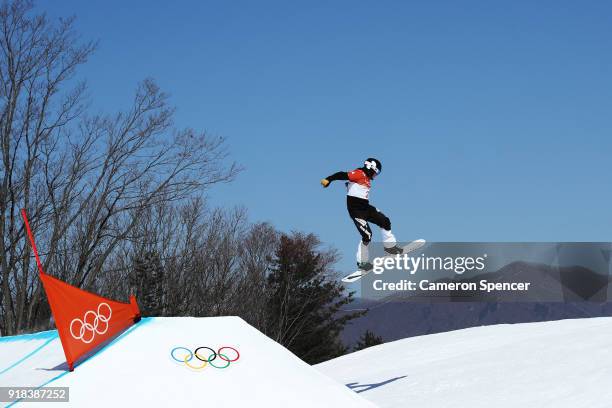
[
  {"xmin": 316, "ymin": 317, "xmax": 612, "ymax": 408},
  {"xmin": 0, "ymin": 317, "xmax": 375, "ymax": 407}
]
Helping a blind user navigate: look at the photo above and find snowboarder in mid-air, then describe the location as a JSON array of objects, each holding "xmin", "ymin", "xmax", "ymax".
[{"xmin": 321, "ymin": 158, "xmax": 405, "ymax": 272}]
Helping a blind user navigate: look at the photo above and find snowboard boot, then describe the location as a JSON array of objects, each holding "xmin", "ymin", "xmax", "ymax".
[
  {"xmin": 357, "ymin": 261, "xmax": 374, "ymax": 271},
  {"xmin": 384, "ymin": 245, "xmax": 404, "ymax": 255}
]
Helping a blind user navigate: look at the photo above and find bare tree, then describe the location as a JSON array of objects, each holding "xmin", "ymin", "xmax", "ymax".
[
  {"xmin": 233, "ymin": 222, "xmax": 278, "ymax": 328},
  {"xmin": 96, "ymin": 198, "xmax": 277, "ymax": 327},
  {"xmin": 0, "ymin": 0, "xmax": 239, "ymax": 334},
  {"xmin": 0, "ymin": 3, "xmax": 360, "ymax": 367}
]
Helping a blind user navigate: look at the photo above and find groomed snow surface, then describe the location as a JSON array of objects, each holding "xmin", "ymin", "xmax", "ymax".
[
  {"xmin": 317, "ymin": 316, "xmax": 612, "ymax": 408},
  {"xmin": 0, "ymin": 317, "xmax": 374, "ymax": 407},
  {"xmin": 2, "ymin": 316, "xmax": 612, "ymax": 407}
]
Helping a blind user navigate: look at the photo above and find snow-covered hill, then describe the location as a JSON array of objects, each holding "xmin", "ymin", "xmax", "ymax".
[
  {"xmin": 6, "ymin": 315, "xmax": 612, "ymax": 407},
  {"xmin": 316, "ymin": 316, "xmax": 612, "ymax": 408},
  {"xmin": 0, "ymin": 317, "xmax": 374, "ymax": 407}
]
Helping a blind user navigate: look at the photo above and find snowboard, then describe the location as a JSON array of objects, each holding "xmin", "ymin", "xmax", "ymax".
[{"xmin": 341, "ymin": 239, "xmax": 427, "ymax": 283}]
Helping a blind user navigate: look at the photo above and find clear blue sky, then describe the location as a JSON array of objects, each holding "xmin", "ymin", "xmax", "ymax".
[{"xmin": 40, "ymin": 1, "xmax": 611, "ymax": 272}]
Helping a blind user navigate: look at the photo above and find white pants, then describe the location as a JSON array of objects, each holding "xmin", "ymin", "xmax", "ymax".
[{"xmin": 356, "ymin": 229, "xmax": 397, "ymax": 263}]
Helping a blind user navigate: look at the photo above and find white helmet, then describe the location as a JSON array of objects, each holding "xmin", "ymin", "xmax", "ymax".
[{"xmin": 364, "ymin": 158, "xmax": 381, "ymax": 177}]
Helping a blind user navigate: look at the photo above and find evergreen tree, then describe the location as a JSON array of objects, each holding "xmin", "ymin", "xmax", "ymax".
[
  {"xmin": 264, "ymin": 232, "xmax": 363, "ymax": 364},
  {"xmin": 353, "ymin": 330, "xmax": 384, "ymax": 351},
  {"xmin": 129, "ymin": 251, "xmax": 164, "ymax": 316}
]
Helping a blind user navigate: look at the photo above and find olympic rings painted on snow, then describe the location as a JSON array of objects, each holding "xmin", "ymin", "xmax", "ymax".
[
  {"xmin": 170, "ymin": 346, "xmax": 240, "ymax": 371},
  {"xmin": 207, "ymin": 353, "xmax": 230, "ymax": 369},
  {"xmin": 184, "ymin": 354, "xmax": 207, "ymax": 370},
  {"xmin": 218, "ymin": 346, "xmax": 240, "ymax": 362},
  {"xmin": 194, "ymin": 346, "xmax": 217, "ymax": 362},
  {"xmin": 171, "ymin": 347, "xmax": 193, "ymax": 363},
  {"xmin": 70, "ymin": 302, "xmax": 112, "ymax": 344}
]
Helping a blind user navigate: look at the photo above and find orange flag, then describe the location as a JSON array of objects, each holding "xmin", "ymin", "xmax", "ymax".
[{"xmin": 22, "ymin": 209, "xmax": 140, "ymax": 371}]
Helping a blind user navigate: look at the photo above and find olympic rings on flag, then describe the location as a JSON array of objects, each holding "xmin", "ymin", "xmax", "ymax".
[
  {"xmin": 170, "ymin": 346, "xmax": 240, "ymax": 371},
  {"xmin": 70, "ymin": 302, "xmax": 112, "ymax": 344}
]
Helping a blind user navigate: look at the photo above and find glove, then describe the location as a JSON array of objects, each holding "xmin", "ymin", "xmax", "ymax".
[{"xmin": 320, "ymin": 178, "xmax": 330, "ymax": 188}]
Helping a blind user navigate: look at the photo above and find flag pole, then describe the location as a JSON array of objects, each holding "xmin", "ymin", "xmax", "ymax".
[{"xmin": 21, "ymin": 209, "xmax": 46, "ymax": 276}]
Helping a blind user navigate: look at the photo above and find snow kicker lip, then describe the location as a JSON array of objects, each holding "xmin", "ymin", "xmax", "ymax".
[{"xmin": 170, "ymin": 346, "xmax": 240, "ymax": 370}]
